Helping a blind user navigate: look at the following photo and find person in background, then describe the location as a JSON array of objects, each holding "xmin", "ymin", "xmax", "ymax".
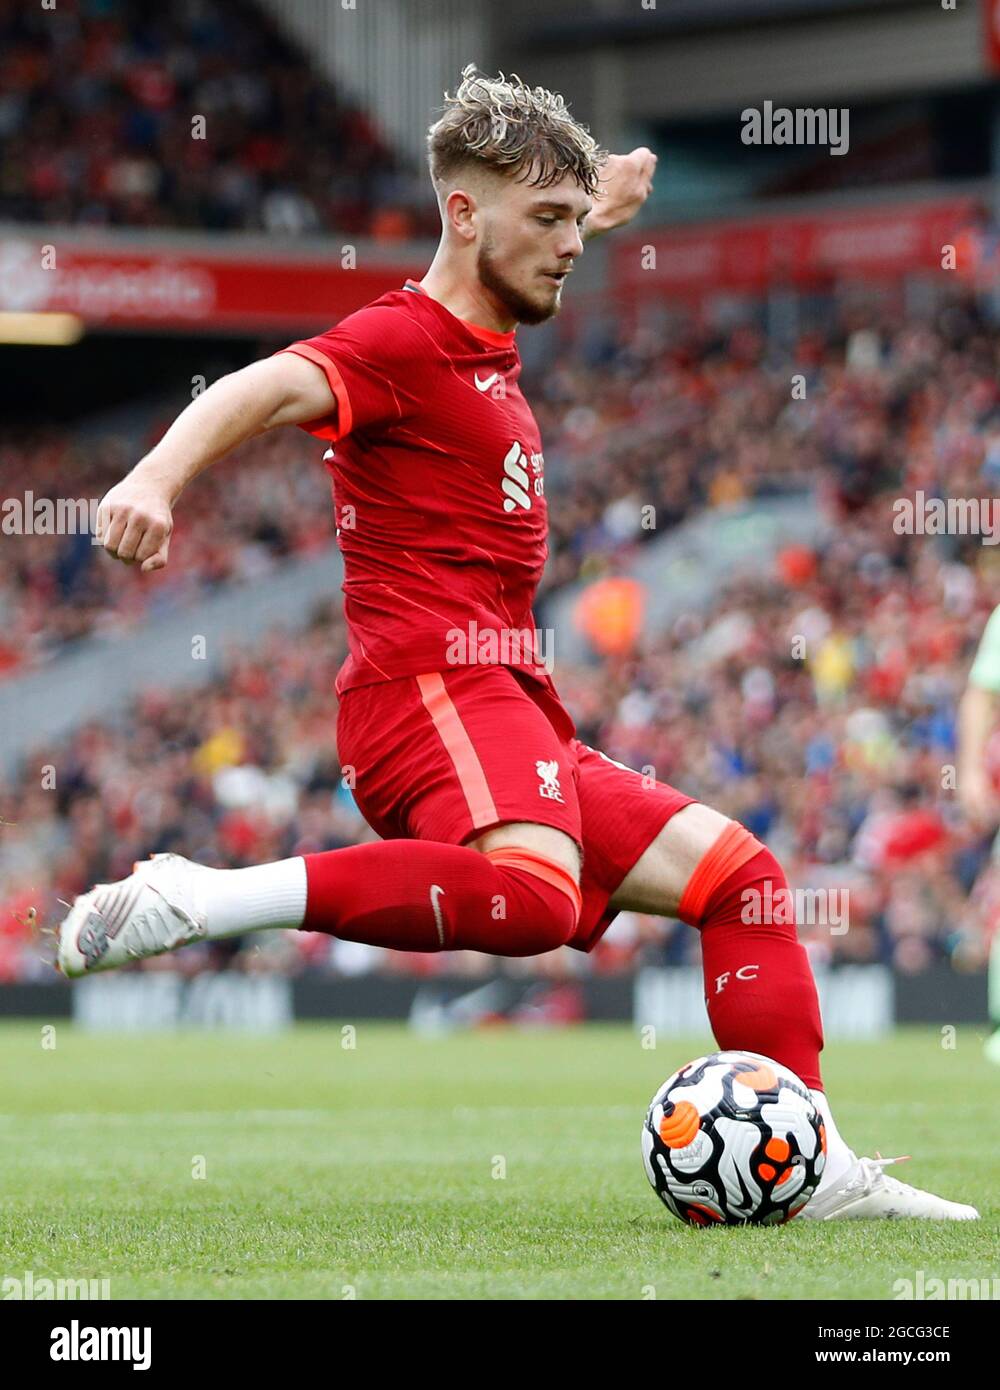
[{"xmin": 957, "ymin": 601, "xmax": 1000, "ymax": 1064}]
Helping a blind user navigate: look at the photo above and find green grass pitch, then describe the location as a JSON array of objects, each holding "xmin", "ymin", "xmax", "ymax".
[{"xmin": 1, "ymin": 1021, "xmax": 996, "ymax": 1300}]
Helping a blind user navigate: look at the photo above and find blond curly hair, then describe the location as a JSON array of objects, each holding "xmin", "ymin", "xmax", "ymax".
[{"xmin": 427, "ymin": 64, "xmax": 607, "ymax": 197}]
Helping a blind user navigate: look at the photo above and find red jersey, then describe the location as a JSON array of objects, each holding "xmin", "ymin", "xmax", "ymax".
[{"xmin": 279, "ymin": 280, "xmax": 553, "ymax": 697}]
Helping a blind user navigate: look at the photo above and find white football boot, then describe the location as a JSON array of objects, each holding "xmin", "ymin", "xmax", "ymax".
[
  {"xmin": 800, "ymin": 1154, "xmax": 979, "ymax": 1221},
  {"xmin": 57, "ymin": 854, "xmax": 207, "ymax": 978}
]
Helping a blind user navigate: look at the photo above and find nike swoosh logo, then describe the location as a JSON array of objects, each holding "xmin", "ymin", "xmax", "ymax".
[
  {"xmin": 429, "ymin": 884, "xmax": 446, "ymax": 946},
  {"xmin": 475, "ymin": 373, "xmax": 499, "ymax": 392}
]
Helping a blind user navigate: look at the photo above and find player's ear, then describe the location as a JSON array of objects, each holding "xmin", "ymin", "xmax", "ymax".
[{"xmin": 444, "ymin": 187, "xmax": 478, "ymax": 242}]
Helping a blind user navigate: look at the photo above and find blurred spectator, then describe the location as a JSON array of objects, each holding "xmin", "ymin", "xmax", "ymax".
[
  {"xmin": 0, "ymin": 410, "xmax": 334, "ymax": 677},
  {"xmin": 3, "ymin": 300, "xmax": 1000, "ymax": 982},
  {"xmin": 0, "ymin": 0, "xmax": 435, "ymax": 236}
]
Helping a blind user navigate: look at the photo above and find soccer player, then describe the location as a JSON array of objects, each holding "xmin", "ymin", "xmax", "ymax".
[
  {"xmin": 958, "ymin": 601, "xmax": 1000, "ymax": 1066},
  {"xmin": 58, "ymin": 67, "xmax": 975, "ymax": 1220}
]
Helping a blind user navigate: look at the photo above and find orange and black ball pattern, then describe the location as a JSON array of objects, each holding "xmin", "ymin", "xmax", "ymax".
[{"xmin": 642, "ymin": 1051, "xmax": 826, "ymax": 1226}]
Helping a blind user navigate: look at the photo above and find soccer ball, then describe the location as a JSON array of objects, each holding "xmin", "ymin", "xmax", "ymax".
[{"xmin": 642, "ymin": 1050, "xmax": 826, "ymax": 1226}]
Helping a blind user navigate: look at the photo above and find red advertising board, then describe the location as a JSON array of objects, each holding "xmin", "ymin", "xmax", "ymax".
[
  {"xmin": 0, "ymin": 238, "xmax": 422, "ymax": 332},
  {"xmin": 611, "ymin": 197, "xmax": 981, "ymax": 301},
  {"xmin": 0, "ymin": 193, "xmax": 984, "ymax": 331}
]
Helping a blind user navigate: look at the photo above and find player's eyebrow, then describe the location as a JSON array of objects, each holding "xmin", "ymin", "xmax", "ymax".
[{"xmin": 530, "ymin": 198, "xmax": 593, "ymax": 219}]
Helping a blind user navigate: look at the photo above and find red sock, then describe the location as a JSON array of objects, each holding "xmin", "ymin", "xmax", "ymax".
[
  {"xmin": 679, "ymin": 825, "xmax": 825, "ymax": 1091},
  {"xmin": 302, "ymin": 840, "xmax": 582, "ymax": 957}
]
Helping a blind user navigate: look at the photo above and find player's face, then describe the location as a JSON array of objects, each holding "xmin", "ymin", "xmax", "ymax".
[{"xmin": 476, "ymin": 171, "xmax": 592, "ymax": 325}]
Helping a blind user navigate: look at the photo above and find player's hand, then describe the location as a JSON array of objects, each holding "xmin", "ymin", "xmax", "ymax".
[
  {"xmin": 958, "ymin": 765, "xmax": 1000, "ymax": 832},
  {"xmin": 96, "ymin": 473, "xmax": 174, "ymax": 574},
  {"xmin": 585, "ymin": 147, "xmax": 657, "ymax": 238}
]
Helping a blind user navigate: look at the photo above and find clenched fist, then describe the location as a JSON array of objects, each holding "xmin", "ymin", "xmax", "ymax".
[
  {"xmin": 585, "ymin": 147, "xmax": 658, "ymax": 238},
  {"xmin": 96, "ymin": 473, "xmax": 174, "ymax": 574}
]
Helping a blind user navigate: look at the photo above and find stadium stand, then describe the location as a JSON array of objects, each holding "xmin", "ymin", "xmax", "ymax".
[
  {"xmin": 2, "ymin": 299, "xmax": 999, "ymax": 983},
  {"xmin": 0, "ymin": 0, "xmax": 434, "ymax": 236},
  {"xmin": 0, "ymin": 416, "xmax": 332, "ymax": 678}
]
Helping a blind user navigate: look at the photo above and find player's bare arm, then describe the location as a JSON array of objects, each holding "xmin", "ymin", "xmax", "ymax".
[
  {"xmin": 97, "ymin": 352, "xmax": 335, "ymax": 574},
  {"xmin": 957, "ymin": 606, "xmax": 1000, "ymax": 829},
  {"xmin": 958, "ymin": 682, "xmax": 999, "ymax": 828}
]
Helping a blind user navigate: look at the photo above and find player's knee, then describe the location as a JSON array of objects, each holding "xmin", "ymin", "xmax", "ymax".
[
  {"xmin": 679, "ymin": 820, "xmax": 785, "ymax": 929},
  {"xmin": 483, "ymin": 847, "xmax": 582, "ymax": 956},
  {"xmin": 524, "ymin": 880, "xmax": 580, "ymax": 954},
  {"xmin": 729, "ymin": 844, "xmax": 794, "ymax": 928},
  {"xmin": 682, "ymin": 822, "xmax": 805, "ymax": 942}
]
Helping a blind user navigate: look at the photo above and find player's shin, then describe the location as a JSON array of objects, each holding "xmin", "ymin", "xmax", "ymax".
[
  {"xmin": 675, "ymin": 824, "xmax": 979, "ymax": 1219},
  {"xmin": 677, "ymin": 825, "xmax": 857, "ymax": 1182},
  {"xmin": 679, "ymin": 830, "xmax": 824, "ymax": 1083}
]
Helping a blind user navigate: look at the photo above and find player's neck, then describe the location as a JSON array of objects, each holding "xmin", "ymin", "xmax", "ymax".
[{"xmin": 416, "ymin": 261, "xmax": 517, "ymax": 336}]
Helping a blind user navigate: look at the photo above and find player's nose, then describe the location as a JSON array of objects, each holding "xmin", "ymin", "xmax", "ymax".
[{"xmin": 555, "ymin": 224, "xmax": 585, "ymax": 261}]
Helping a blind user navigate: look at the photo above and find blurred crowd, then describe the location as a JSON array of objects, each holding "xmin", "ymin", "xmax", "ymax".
[
  {"xmin": 0, "ymin": 416, "xmax": 332, "ymax": 678},
  {"xmin": 0, "ymin": 0, "xmax": 433, "ymax": 237},
  {"xmin": 3, "ymin": 298, "xmax": 1000, "ymax": 982}
]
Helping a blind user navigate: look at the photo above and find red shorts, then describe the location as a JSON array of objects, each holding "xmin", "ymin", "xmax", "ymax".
[{"xmin": 335, "ymin": 664, "xmax": 695, "ymax": 951}]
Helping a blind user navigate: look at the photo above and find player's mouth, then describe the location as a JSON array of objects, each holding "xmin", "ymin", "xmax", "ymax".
[{"xmin": 542, "ymin": 270, "xmax": 570, "ymax": 286}]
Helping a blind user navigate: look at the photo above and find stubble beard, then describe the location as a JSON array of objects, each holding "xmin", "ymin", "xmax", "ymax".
[{"xmin": 476, "ymin": 235, "xmax": 560, "ymax": 326}]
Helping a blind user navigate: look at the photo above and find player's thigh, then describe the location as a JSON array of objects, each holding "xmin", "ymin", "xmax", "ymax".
[
  {"xmin": 466, "ymin": 820, "xmax": 581, "ymax": 883},
  {"xmin": 609, "ymin": 801, "xmax": 733, "ymax": 916},
  {"xmin": 573, "ymin": 741, "xmax": 698, "ymax": 917}
]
